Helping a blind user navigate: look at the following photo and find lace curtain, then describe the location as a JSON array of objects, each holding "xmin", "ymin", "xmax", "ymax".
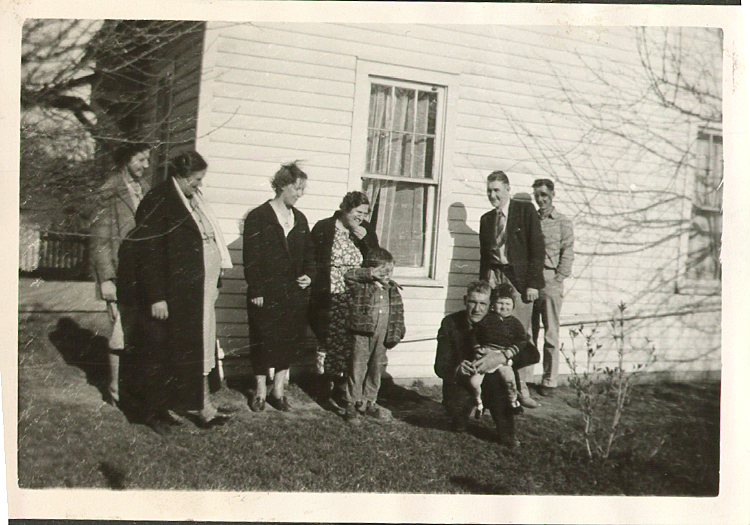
[{"xmin": 363, "ymin": 83, "xmax": 437, "ymax": 267}]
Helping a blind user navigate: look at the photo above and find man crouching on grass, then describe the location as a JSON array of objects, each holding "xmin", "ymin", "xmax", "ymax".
[{"xmin": 434, "ymin": 280, "xmax": 524, "ymax": 447}]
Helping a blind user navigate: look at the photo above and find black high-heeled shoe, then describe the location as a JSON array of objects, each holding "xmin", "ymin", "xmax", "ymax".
[
  {"xmin": 249, "ymin": 396, "xmax": 265, "ymax": 412},
  {"xmin": 104, "ymin": 390, "xmax": 121, "ymax": 409},
  {"xmin": 267, "ymin": 394, "xmax": 291, "ymax": 412}
]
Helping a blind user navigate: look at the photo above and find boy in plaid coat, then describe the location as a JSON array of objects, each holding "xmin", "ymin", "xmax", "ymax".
[{"xmin": 343, "ymin": 247, "xmax": 405, "ymax": 422}]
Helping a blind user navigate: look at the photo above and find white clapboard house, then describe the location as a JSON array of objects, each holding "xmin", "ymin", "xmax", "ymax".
[{"xmin": 96, "ymin": 22, "xmax": 722, "ymax": 382}]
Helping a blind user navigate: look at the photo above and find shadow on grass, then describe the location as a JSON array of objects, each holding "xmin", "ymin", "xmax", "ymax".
[
  {"xmin": 47, "ymin": 317, "xmax": 150, "ymax": 425},
  {"xmin": 291, "ymin": 372, "xmax": 452, "ymax": 424},
  {"xmin": 48, "ymin": 317, "xmax": 109, "ymax": 396},
  {"xmin": 99, "ymin": 461, "xmax": 127, "ymax": 490},
  {"xmin": 375, "ymin": 377, "xmax": 454, "ymax": 432}
]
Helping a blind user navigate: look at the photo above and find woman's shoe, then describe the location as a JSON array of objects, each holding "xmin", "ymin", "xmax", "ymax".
[
  {"xmin": 267, "ymin": 395, "xmax": 291, "ymax": 412},
  {"xmin": 161, "ymin": 409, "xmax": 185, "ymax": 426},
  {"xmin": 104, "ymin": 390, "xmax": 121, "ymax": 409},
  {"xmin": 145, "ymin": 415, "xmax": 172, "ymax": 436},
  {"xmin": 195, "ymin": 413, "xmax": 232, "ymax": 429},
  {"xmin": 249, "ymin": 396, "xmax": 265, "ymax": 412}
]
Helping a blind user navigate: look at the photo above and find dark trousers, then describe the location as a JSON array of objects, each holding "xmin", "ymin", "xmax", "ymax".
[{"xmin": 442, "ymin": 371, "xmax": 515, "ymax": 437}]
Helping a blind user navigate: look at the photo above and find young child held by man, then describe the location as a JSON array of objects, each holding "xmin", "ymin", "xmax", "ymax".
[
  {"xmin": 343, "ymin": 247, "xmax": 406, "ymax": 423},
  {"xmin": 466, "ymin": 283, "xmax": 527, "ymax": 418}
]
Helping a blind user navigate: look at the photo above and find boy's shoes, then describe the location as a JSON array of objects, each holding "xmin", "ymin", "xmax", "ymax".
[
  {"xmin": 510, "ymin": 403, "xmax": 525, "ymax": 416},
  {"xmin": 321, "ymin": 398, "xmax": 346, "ymax": 415},
  {"xmin": 518, "ymin": 395, "xmax": 540, "ymax": 409},
  {"xmin": 343, "ymin": 404, "xmax": 361, "ymax": 425}
]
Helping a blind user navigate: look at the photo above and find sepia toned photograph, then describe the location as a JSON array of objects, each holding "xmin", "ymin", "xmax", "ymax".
[{"xmin": 6, "ymin": 2, "xmax": 749, "ymax": 523}]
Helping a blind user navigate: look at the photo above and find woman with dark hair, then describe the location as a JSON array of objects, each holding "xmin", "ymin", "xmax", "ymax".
[
  {"xmin": 125, "ymin": 150, "xmax": 233, "ymax": 433},
  {"xmin": 243, "ymin": 161, "xmax": 315, "ymax": 412},
  {"xmin": 309, "ymin": 191, "xmax": 379, "ymax": 404}
]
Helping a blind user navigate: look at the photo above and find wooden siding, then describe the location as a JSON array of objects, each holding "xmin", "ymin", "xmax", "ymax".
[{"xmin": 191, "ymin": 23, "xmax": 721, "ymax": 381}]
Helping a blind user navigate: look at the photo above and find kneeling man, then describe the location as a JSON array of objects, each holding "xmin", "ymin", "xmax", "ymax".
[{"xmin": 434, "ymin": 280, "xmax": 538, "ymax": 447}]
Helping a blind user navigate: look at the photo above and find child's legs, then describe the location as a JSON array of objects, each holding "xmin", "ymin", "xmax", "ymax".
[
  {"xmin": 346, "ymin": 333, "xmax": 373, "ymax": 406},
  {"xmin": 362, "ymin": 335, "xmax": 387, "ymax": 404},
  {"xmin": 360, "ymin": 302, "xmax": 390, "ymax": 405},
  {"xmin": 468, "ymin": 373, "xmax": 484, "ymax": 402},
  {"xmin": 497, "ymin": 365, "xmax": 519, "ymax": 406}
]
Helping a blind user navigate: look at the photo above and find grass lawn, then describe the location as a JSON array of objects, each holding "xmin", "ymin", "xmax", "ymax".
[{"xmin": 17, "ymin": 312, "xmax": 720, "ymax": 495}]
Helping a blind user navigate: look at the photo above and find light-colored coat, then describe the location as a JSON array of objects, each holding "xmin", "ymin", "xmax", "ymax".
[{"xmin": 89, "ymin": 171, "xmax": 150, "ymax": 299}]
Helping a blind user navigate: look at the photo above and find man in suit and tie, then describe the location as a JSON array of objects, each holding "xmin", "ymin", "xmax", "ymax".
[
  {"xmin": 479, "ymin": 170, "xmax": 545, "ymax": 408},
  {"xmin": 90, "ymin": 142, "xmax": 151, "ymax": 406}
]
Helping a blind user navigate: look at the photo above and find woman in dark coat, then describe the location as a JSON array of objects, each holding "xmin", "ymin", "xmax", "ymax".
[
  {"xmin": 309, "ymin": 191, "xmax": 378, "ymax": 403},
  {"xmin": 125, "ymin": 151, "xmax": 234, "ymax": 433},
  {"xmin": 243, "ymin": 162, "xmax": 315, "ymax": 412}
]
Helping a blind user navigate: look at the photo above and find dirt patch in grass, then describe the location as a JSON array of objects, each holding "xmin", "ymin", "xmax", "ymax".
[{"xmin": 17, "ymin": 313, "xmax": 720, "ymax": 495}]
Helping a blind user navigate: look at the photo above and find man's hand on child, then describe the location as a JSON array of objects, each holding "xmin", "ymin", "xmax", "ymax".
[
  {"xmin": 473, "ymin": 351, "xmax": 505, "ymax": 373},
  {"xmin": 456, "ymin": 360, "xmax": 476, "ymax": 376}
]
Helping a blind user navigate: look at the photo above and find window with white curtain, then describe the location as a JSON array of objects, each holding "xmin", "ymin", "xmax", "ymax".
[
  {"xmin": 361, "ymin": 78, "xmax": 445, "ymax": 276},
  {"xmin": 686, "ymin": 129, "xmax": 722, "ymax": 282}
]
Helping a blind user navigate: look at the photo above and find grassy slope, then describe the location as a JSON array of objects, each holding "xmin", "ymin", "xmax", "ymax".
[{"xmin": 17, "ymin": 313, "xmax": 720, "ymax": 495}]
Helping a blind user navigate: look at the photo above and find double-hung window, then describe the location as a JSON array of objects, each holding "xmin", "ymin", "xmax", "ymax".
[
  {"xmin": 686, "ymin": 128, "xmax": 722, "ymax": 284},
  {"xmin": 351, "ymin": 66, "xmax": 450, "ymax": 279}
]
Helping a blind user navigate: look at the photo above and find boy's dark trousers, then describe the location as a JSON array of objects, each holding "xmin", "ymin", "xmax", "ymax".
[{"xmin": 346, "ymin": 293, "xmax": 389, "ymax": 407}]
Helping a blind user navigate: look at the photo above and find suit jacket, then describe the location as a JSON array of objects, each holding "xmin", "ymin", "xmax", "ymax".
[
  {"xmin": 89, "ymin": 171, "xmax": 150, "ymax": 297},
  {"xmin": 308, "ymin": 212, "xmax": 379, "ymax": 341},
  {"xmin": 479, "ymin": 195, "xmax": 545, "ymax": 294},
  {"xmin": 434, "ymin": 310, "xmax": 539, "ymax": 380}
]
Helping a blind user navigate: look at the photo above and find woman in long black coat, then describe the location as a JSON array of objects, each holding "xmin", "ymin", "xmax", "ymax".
[
  {"xmin": 309, "ymin": 191, "xmax": 379, "ymax": 402},
  {"xmin": 243, "ymin": 162, "xmax": 315, "ymax": 412},
  {"xmin": 124, "ymin": 151, "xmax": 234, "ymax": 433}
]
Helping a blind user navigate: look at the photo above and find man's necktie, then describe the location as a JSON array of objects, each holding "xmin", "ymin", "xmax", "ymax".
[{"xmin": 496, "ymin": 210, "xmax": 506, "ymax": 246}]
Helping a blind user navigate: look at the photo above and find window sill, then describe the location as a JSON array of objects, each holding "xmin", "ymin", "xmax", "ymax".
[{"xmin": 393, "ymin": 275, "xmax": 444, "ymax": 288}]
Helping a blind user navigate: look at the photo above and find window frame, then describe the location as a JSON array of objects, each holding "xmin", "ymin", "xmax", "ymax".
[
  {"xmin": 349, "ymin": 61, "xmax": 458, "ymax": 283},
  {"xmin": 677, "ymin": 127, "xmax": 722, "ymax": 294}
]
